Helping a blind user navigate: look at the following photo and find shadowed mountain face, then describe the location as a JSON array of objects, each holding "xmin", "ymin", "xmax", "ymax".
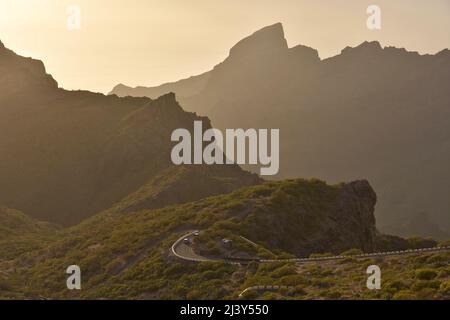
[
  {"xmin": 111, "ymin": 23, "xmax": 450, "ymax": 238},
  {"xmin": 0, "ymin": 41, "xmax": 260, "ymax": 226}
]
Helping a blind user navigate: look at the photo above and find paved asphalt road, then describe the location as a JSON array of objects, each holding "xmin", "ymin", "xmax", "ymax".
[
  {"xmin": 171, "ymin": 232, "xmax": 215, "ymax": 262},
  {"xmin": 172, "ymin": 231, "xmax": 450, "ymax": 265}
]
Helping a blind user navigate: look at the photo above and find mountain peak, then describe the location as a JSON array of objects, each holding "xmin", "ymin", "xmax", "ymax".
[
  {"xmin": 0, "ymin": 40, "xmax": 58, "ymax": 90},
  {"xmin": 0, "ymin": 39, "xmax": 10, "ymax": 55},
  {"xmin": 114, "ymin": 83, "xmax": 129, "ymax": 90},
  {"xmin": 228, "ymin": 23, "xmax": 288, "ymax": 59},
  {"xmin": 341, "ymin": 41, "xmax": 383, "ymax": 56},
  {"xmin": 359, "ymin": 40, "xmax": 382, "ymax": 49},
  {"xmin": 109, "ymin": 83, "xmax": 132, "ymax": 96},
  {"xmin": 156, "ymin": 91, "xmax": 177, "ymax": 104},
  {"xmin": 150, "ymin": 92, "xmax": 184, "ymax": 112},
  {"xmin": 289, "ymin": 44, "xmax": 321, "ymax": 62},
  {"xmin": 437, "ymin": 48, "xmax": 450, "ymax": 57}
]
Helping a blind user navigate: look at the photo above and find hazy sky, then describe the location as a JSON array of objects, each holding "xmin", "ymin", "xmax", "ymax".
[{"xmin": 0, "ymin": 0, "xmax": 449, "ymax": 93}]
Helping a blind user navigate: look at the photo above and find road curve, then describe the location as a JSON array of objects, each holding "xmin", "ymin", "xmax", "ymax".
[
  {"xmin": 171, "ymin": 231, "xmax": 450, "ymax": 265},
  {"xmin": 171, "ymin": 232, "xmax": 251, "ymax": 265},
  {"xmin": 171, "ymin": 231, "xmax": 215, "ymax": 262}
]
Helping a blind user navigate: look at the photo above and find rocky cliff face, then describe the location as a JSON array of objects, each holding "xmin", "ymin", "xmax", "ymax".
[
  {"xmin": 331, "ymin": 180, "xmax": 377, "ymax": 253},
  {"xmin": 278, "ymin": 179, "xmax": 377, "ymax": 256},
  {"xmin": 200, "ymin": 178, "xmax": 379, "ymax": 257}
]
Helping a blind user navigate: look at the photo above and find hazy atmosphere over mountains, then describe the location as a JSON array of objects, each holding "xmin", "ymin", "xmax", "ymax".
[
  {"xmin": 0, "ymin": 37, "xmax": 406, "ymax": 300},
  {"xmin": 111, "ymin": 23, "xmax": 450, "ymax": 238},
  {"xmin": 1, "ymin": 0, "xmax": 450, "ymax": 301},
  {"xmin": 0, "ymin": 40, "xmax": 260, "ymax": 226}
]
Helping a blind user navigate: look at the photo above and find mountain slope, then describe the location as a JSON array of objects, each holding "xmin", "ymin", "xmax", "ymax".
[
  {"xmin": 0, "ymin": 41, "xmax": 259, "ymax": 226},
  {"xmin": 110, "ymin": 165, "xmax": 261, "ymax": 214},
  {"xmin": 0, "ymin": 206, "xmax": 58, "ymax": 261},
  {"xmin": 241, "ymin": 251, "xmax": 450, "ymax": 300},
  {"xmin": 110, "ymin": 23, "xmax": 450, "ymax": 238},
  {"xmin": 0, "ymin": 206, "xmax": 56, "ymax": 242},
  {"xmin": 1, "ymin": 178, "xmax": 379, "ymax": 299}
]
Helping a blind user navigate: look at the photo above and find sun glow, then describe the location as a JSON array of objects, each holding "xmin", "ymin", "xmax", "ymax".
[{"xmin": 0, "ymin": 0, "xmax": 448, "ymax": 94}]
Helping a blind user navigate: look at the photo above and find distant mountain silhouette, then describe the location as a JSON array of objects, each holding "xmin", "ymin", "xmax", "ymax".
[
  {"xmin": 110, "ymin": 23, "xmax": 450, "ymax": 238},
  {"xmin": 0, "ymin": 41, "xmax": 259, "ymax": 226}
]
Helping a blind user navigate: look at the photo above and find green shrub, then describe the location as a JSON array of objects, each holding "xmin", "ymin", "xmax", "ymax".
[
  {"xmin": 261, "ymin": 292, "xmax": 280, "ymax": 300},
  {"xmin": 241, "ymin": 289, "xmax": 259, "ymax": 300},
  {"xmin": 0, "ymin": 279, "xmax": 11, "ymax": 291},
  {"xmin": 272, "ymin": 265, "xmax": 297, "ymax": 278},
  {"xmin": 309, "ymin": 252, "xmax": 334, "ymax": 258},
  {"xmin": 416, "ymin": 288, "xmax": 438, "ymax": 300},
  {"xmin": 311, "ymin": 278, "xmax": 333, "ymax": 289},
  {"xmin": 341, "ymin": 248, "xmax": 364, "ymax": 256},
  {"xmin": 412, "ymin": 280, "xmax": 441, "ymax": 291},
  {"xmin": 437, "ymin": 239, "xmax": 450, "ymax": 247},
  {"xmin": 407, "ymin": 237, "xmax": 437, "ymax": 249},
  {"xmin": 437, "ymin": 268, "xmax": 450, "ymax": 278},
  {"xmin": 186, "ymin": 289, "xmax": 203, "ymax": 300},
  {"xmin": 279, "ymin": 275, "xmax": 307, "ymax": 286},
  {"xmin": 426, "ymin": 253, "xmax": 449, "ymax": 266},
  {"xmin": 439, "ymin": 281, "xmax": 450, "ymax": 295},
  {"xmin": 415, "ymin": 269, "xmax": 438, "ymax": 280},
  {"xmin": 387, "ymin": 280, "xmax": 409, "ymax": 292},
  {"xmin": 338, "ymin": 257, "xmax": 356, "ymax": 264},
  {"xmin": 392, "ymin": 290, "xmax": 416, "ymax": 300},
  {"xmin": 322, "ymin": 289, "xmax": 342, "ymax": 299},
  {"xmin": 292, "ymin": 285, "xmax": 307, "ymax": 296}
]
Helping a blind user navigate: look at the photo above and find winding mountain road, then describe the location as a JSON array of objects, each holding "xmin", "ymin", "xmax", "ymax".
[
  {"xmin": 171, "ymin": 231, "xmax": 215, "ymax": 262},
  {"xmin": 172, "ymin": 232, "xmax": 450, "ymax": 299},
  {"xmin": 172, "ymin": 231, "xmax": 450, "ymax": 265}
]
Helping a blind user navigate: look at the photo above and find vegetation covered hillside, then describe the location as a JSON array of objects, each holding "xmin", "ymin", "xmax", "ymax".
[
  {"xmin": 0, "ymin": 206, "xmax": 56, "ymax": 241},
  {"xmin": 0, "ymin": 206, "xmax": 58, "ymax": 261},
  {"xmin": 1, "ymin": 178, "xmax": 380, "ymax": 299},
  {"xmin": 240, "ymin": 250, "xmax": 450, "ymax": 300}
]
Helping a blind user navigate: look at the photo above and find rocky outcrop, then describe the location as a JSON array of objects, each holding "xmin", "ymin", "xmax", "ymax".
[
  {"xmin": 332, "ymin": 180, "xmax": 377, "ymax": 253},
  {"xmin": 290, "ymin": 179, "xmax": 378, "ymax": 256},
  {"xmin": 219, "ymin": 179, "xmax": 379, "ymax": 257}
]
